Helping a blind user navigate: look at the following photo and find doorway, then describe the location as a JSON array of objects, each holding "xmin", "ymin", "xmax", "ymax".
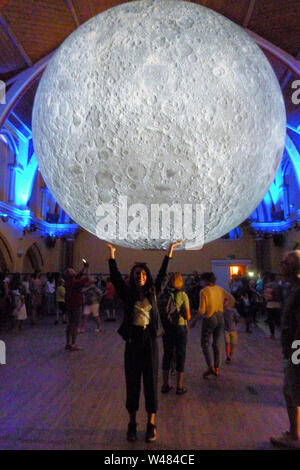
[{"xmin": 211, "ymin": 259, "xmax": 252, "ymax": 290}]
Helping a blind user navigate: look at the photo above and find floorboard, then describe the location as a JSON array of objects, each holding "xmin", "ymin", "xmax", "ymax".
[{"xmin": 0, "ymin": 313, "xmax": 288, "ymax": 450}]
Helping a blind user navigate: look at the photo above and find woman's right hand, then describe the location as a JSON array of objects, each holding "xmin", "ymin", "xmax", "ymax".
[{"xmin": 107, "ymin": 243, "xmax": 116, "ymax": 259}]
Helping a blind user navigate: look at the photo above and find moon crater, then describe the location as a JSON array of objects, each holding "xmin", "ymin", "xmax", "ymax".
[{"xmin": 32, "ymin": 0, "xmax": 286, "ymax": 249}]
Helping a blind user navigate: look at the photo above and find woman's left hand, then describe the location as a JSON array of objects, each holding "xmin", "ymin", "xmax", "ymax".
[{"xmin": 168, "ymin": 239, "xmax": 183, "ymax": 258}]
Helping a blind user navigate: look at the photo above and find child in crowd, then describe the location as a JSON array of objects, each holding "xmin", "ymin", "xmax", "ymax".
[
  {"xmin": 13, "ymin": 293, "xmax": 27, "ymax": 330},
  {"xmin": 55, "ymin": 278, "xmax": 66, "ymax": 325},
  {"xmin": 223, "ymin": 299, "xmax": 240, "ymax": 363},
  {"xmin": 103, "ymin": 278, "xmax": 116, "ymax": 321}
]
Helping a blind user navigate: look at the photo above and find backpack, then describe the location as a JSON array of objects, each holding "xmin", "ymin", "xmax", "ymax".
[
  {"xmin": 165, "ymin": 292, "xmax": 179, "ymax": 325},
  {"xmin": 165, "ymin": 291, "xmax": 187, "ymax": 325}
]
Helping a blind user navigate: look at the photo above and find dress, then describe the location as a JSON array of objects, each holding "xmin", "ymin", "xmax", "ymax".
[
  {"xmin": 13, "ymin": 297, "xmax": 27, "ymax": 320},
  {"xmin": 30, "ymin": 278, "xmax": 43, "ymax": 309},
  {"xmin": 45, "ymin": 280, "xmax": 56, "ymax": 315},
  {"xmin": 109, "ymin": 256, "xmax": 169, "ymax": 414}
]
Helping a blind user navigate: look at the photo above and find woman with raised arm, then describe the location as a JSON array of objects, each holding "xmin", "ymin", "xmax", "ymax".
[{"xmin": 107, "ymin": 240, "xmax": 182, "ymax": 443}]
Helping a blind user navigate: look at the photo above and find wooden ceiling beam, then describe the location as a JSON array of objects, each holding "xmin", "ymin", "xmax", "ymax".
[
  {"xmin": 0, "ymin": 51, "xmax": 54, "ymax": 130},
  {"xmin": 245, "ymin": 29, "xmax": 300, "ymax": 78},
  {"xmin": 0, "ymin": 11, "xmax": 32, "ymax": 67},
  {"xmin": 243, "ymin": 0, "xmax": 256, "ymax": 28},
  {"xmin": 280, "ymin": 51, "xmax": 300, "ymax": 89},
  {"xmin": 64, "ymin": 0, "xmax": 80, "ymax": 28}
]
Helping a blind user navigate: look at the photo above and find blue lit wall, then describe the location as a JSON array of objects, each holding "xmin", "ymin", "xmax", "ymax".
[
  {"xmin": 1, "ymin": 114, "xmax": 77, "ymax": 238},
  {"xmin": 15, "ymin": 153, "xmax": 38, "ymax": 206},
  {"xmin": 249, "ymin": 128, "xmax": 300, "ymax": 233}
]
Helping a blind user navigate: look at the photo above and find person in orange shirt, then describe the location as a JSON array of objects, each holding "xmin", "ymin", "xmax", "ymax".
[{"xmin": 190, "ymin": 272, "xmax": 235, "ymax": 378}]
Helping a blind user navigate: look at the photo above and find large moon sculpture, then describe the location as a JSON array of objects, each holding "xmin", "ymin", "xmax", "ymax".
[{"xmin": 32, "ymin": 0, "xmax": 286, "ymax": 250}]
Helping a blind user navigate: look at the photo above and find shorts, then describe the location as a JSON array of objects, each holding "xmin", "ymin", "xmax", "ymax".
[
  {"xmin": 57, "ymin": 301, "xmax": 66, "ymax": 314},
  {"xmin": 83, "ymin": 304, "xmax": 100, "ymax": 317},
  {"xmin": 67, "ymin": 308, "xmax": 82, "ymax": 327},
  {"xmin": 224, "ymin": 330, "xmax": 238, "ymax": 345},
  {"xmin": 283, "ymin": 359, "xmax": 300, "ymax": 406}
]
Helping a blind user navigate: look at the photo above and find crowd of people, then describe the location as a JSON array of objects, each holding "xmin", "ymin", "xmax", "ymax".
[
  {"xmin": 0, "ymin": 269, "xmax": 117, "ymax": 334},
  {"xmin": 0, "ymin": 248, "xmax": 299, "ymax": 448},
  {"xmin": 0, "ymin": 264, "xmax": 289, "ymax": 338}
]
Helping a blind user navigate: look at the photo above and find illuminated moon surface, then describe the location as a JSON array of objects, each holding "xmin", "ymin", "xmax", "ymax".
[{"xmin": 32, "ymin": 0, "xmax": 286, "ymax": 250}]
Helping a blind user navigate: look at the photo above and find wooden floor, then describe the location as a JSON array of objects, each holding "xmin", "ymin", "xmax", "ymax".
[{"xmin": 0, "ymin": 312, "xmax": 288, "ymax": 450}]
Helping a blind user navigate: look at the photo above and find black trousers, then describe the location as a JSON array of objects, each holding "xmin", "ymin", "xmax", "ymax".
[
  {"xmin": 162, "ymin": 325, "xmax": 188, "ymax": 373},
  {"xmin": 125, "ymin": 327, "xmax": 158, "ymax": 414},
  {"xmin": 266, "ymin": 308, "xmax": 281, "ymax": 335}
]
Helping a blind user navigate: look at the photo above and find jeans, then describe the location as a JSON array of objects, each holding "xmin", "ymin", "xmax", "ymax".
[{"xmin": 201, "ymin": 312, "xmax": 224, "ymax": 369}]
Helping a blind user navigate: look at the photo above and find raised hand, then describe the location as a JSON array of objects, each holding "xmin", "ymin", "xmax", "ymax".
[
  {"xmin": 107, "ymin": 243, "xmax": 116, "ymax": 259},
  {"xmin": 168, "ymin": 239, "xmax": 183, "ymax": 258}
]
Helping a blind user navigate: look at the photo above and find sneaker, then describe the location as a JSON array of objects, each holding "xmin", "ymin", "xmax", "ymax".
[
  {"xmin": 203, "ymin": 367, "xmax": 215, "ymax": 379},
  {"xmin": 145, "ymin": 423, "xmax": 157, "ymax": 443},
  {"xmin": 95, "ymin": 328, "xmax": 102, "ymax": 333},
  {"xmin": 126, "ymin": 422, "xmax": 137, "ymax": 442},
  {"xmin": 225, "ymin": 357, "xmax": 231, "ymax": 364},
  {"xmin": 78, "ymin": 328, "xmax": 85, "ymax": 334},
  {"xmin": 176, "ymin": 387, "xmax": 188, "ymax": 395},
  {"xmin": 69, "ymin": 344, "xmax": 82, "ymax": 351},
  {"xmin": 161, "ymin": 384, "xmax": 173, "ymax": 394},
  {"xmin": 270, "ymin": 431, "xmax": 300, "ymax": 449}
]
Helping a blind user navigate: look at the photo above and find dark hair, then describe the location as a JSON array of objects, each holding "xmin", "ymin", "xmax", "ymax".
[
  {"xmin": 201, "ymin": 272, "xmax": 216, "ymax": 284},
  {"xmin": 129, "ymin": 263, "xmax": 154, "ymax": 292},
  {"xmin": 9, "ymin": 273, "xmax": 21, "ymax": 290},
  {"xmin": 47, "ymin": 272, "xmax": 55, "ymax": 282}
]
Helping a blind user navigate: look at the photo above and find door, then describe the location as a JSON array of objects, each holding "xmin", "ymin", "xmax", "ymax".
[{"xmin": 211, "ymin": 263, "xmax": 231, "ymax": 290}]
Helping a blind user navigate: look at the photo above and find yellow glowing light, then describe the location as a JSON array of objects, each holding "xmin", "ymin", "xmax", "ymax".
[{"xmin": 231, "ymin": 266, "xmax": 239, "ymax": 275}]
